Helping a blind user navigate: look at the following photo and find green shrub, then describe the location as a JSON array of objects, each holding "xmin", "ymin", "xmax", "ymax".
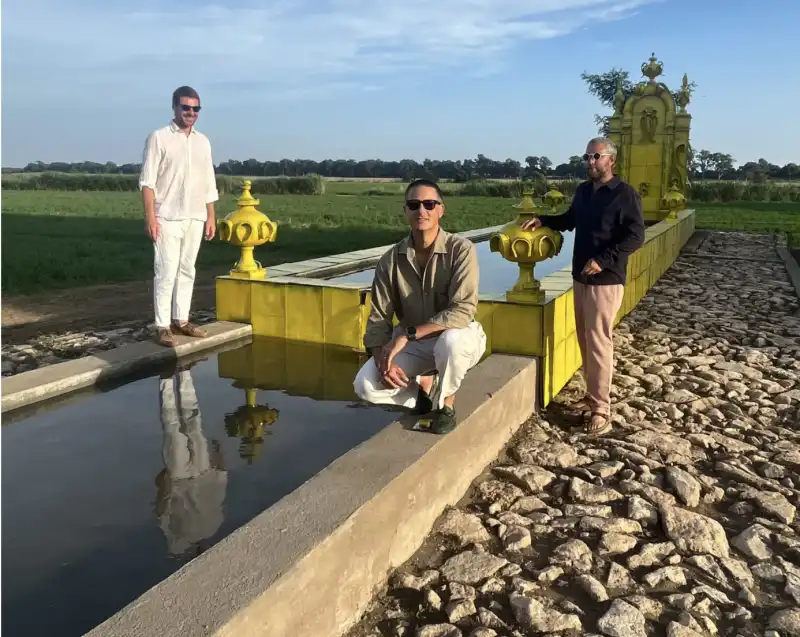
[
  {"xmin": 458, "ymin": 180, "xmax": 519, "ymax": 197},
  {"xmin": 688, "ymin": 180, "xmax": 800, "ymax": 203},
  {"xmin": 1, "ymin": 172, "xmax": 327, "ymax": 196}
]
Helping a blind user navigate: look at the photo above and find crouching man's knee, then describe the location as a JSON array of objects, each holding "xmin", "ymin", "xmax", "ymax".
[
  {"xmin": 433, "ymin": 322, "xmax": 487, "ymax": 365},
  {"xmin": 353, "ymin": 358, "xmax": 380, "ymax": 403}
]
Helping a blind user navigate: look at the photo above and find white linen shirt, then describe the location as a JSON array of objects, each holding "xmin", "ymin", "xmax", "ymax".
[{"xmin": 139, "ymin": 121, "xmax": 219, "ymax": 221}]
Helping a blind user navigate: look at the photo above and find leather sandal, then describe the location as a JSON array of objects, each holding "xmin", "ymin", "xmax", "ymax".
[
  {"xmin": 171, "ymin": 321, "xmax": 208, "ymax": 337},
  {"xmin": 585, "ymin": 412, "xmax": 612, "ymax": 436}
]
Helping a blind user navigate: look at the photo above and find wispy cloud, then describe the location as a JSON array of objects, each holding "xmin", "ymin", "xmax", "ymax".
[{"xmin": 4, "ymin": 0, "xmax": 656, "ymax": 104}]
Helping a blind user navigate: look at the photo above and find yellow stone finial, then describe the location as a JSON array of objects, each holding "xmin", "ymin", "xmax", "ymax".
[
  {"xmin": 676, "ymin": 72, "xmax": 692, "ymax": 112},
  {"xmin": 613, "ymin": 78, "xmax": 625, "ymax": 114},
  {"xmin": 641, "ymin": 52, "xmax": 663, "ymax": 83},
  {"xmin": 489, "ymin": 190, "xmax": 564, "ymax": 304},
  {"xmin": 218, "ymin": 180, "xmax": 278, "ymax": 279}
]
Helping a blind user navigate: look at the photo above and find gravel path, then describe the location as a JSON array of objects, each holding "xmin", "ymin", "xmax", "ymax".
[{"xmin": 348, "ymin": 232, "xmax": 800, "ymax": 637}]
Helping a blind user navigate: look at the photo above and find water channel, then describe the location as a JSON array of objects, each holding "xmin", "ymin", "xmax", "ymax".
[{"xmin": 2, "ymin": 339, "xmax": 395, "ymax": 637}]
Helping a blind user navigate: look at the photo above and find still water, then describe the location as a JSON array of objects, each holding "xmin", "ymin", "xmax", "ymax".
[
  {"xmin": 1, "ymin": 341, "xmax": 394, "ymax": 637},
  {"xmin": 326, "ymin": 233, "xmax": 576, "ymax": 292}
]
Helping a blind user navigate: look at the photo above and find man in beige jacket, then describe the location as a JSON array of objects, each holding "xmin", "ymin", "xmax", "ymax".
[{"xmin": 353, "ymin": 179, "xmax": 487, "ymax": 434}]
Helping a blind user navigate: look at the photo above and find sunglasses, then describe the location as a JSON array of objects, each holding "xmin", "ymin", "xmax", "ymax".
[
  {"xmin": 180, "ymin": 105, "xmax": 202, "ymax": 113},
  {"xmin": 405, "ymin": 199, "xmax": 441, "ymax": 211},
  {"xmin": 583, "ymin": 152, "xmax": 612, "ymax": 161}
]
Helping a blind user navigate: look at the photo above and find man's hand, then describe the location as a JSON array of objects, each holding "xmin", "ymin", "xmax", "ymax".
[
  {"xmin": 375, "ymin": 335, "xmax": 409, "ymax": 389},
  {"xmin": 582, "ymin": 259, "xmax": 602, "ymax": 276},
  {"xmin": 519, "ymin": 217, "xmax": 542, "ymax": 231},
  {"xmin": 381, "ymin": 364, "xmax": 409, "ymax": 389},
  {"xmin": 145, "ymin": 216, "xmax": 160, "ymax": 242},
  {"xmin": 379, "ymin": 335, "xmax": 408, "ymax": 375},
  {"xmin": 205, "ymin": 218, "xmax": 216, "ymax": 241}
]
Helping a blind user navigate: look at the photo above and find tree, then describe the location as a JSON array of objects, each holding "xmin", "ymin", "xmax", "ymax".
[
  {"xmin": 710, "ymin": 153, "xmax": 735, "ymax": 180},
  {"xmin": 524, "ymin": 156, "xmax": 541, "ymax": 177}
]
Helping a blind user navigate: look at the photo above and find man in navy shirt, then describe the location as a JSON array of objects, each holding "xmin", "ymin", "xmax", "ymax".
[{"xmin": 522, "ymin": 137, "xmax": 645, "ymax": 435}]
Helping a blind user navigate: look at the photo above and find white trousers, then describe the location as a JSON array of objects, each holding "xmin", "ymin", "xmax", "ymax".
[
  {"xmin": 353, "ymin": 321, "xmax": 487, "ymax": 410},
  {"xmin": 153, "ymin": 218, "xmax": 205, "ymax": 328},
  {"xmin": 158, "ymin": 370, "xmax": 227, "ymax": 555}
]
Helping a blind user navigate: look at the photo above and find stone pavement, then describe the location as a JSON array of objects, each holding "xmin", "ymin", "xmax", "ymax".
[
  {"xmin": 0, "ymin": 310, "xmax": 217, "ymax": 377},
  {"xmin": 348, "ymin": 232, "xmax": 800, "ymax": 637}
]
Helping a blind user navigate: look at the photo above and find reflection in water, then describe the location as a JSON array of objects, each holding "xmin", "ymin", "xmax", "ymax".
[
  {"xmin": 155, "ymin": 367, "xmax": 228, "ymax": 557},
  {"xmin": 224, "ymin": 383, "xmax": 280, "ymax": 464}
]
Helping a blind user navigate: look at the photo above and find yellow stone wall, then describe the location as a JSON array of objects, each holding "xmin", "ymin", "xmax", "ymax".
[{"xmin": 216, "ymin": 211, "xmax": 695, "ymax": 408}]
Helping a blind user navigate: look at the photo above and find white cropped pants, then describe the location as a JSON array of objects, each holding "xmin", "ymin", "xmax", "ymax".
[
  {"xmin": 153, "ymin": 218, "xmax": 205, "ymax": 328},
  {"xmin": 353, "ymin": 321, "xmax": 487, "ymax": 410}
]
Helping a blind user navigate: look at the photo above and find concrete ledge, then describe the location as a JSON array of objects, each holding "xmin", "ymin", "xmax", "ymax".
[
  {"xmin": 1, "ymin": 321, "xmax": 252, "ymax": 414},
  {"xmin": 778, "ymin": 247, "xmax": 800, "ymax": 300},
  {"xmin": 87, "ymin": 353, "xmax": 538, "ymax": 637}
]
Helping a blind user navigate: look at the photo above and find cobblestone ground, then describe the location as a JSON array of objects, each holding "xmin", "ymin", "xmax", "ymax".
[
  {"xmin": 0, "ymin": 310, "xmax": 217, "ymax": 377},
  {"xmin": 348, "ymin": 232, "xmax": 800, "ymax": 637}
]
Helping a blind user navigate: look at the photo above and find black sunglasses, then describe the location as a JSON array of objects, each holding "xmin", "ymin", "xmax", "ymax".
[
  {"xmin": 180, "ymin": 105, "xmax": 202, "ymax": 113},
  {"xmin": 406, "ymin": 199, "xmax": 441, "ymax": 211}
]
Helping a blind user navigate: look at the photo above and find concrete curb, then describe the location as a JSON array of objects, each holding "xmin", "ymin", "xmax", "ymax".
[
  {"xmin": 682, "ymin": 229, "xmax": 709, "ymax": 254},
  {"xmin": 87, "ymin": 353, "xmax": 538, "ymax": 637},
  {"xmin": 1, "ymin": 321, "xmax": 252, "ymax": 414},
  {"xmin": 777, "ymin": 247, "xmax": 800, "ymax": 301}
]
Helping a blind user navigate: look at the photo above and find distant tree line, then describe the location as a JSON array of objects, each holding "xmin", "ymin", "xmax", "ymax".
[{"xmin": 2, "ymin": 153, "xmax": 797, "ymax": 182}]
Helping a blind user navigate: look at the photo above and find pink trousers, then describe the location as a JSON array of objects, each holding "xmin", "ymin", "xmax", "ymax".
[{"xmin": 574, "ymin": 282, "xmax": 625, "ymax": 416}]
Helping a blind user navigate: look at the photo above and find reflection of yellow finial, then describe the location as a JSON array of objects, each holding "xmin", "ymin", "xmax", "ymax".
[
  {"xmin": 218, "ymin": 180, "xmax": 278, "ymax": 279},
  {"xmin": 224, "ymin": 383, "xmax": 280, "ymax": 465}
]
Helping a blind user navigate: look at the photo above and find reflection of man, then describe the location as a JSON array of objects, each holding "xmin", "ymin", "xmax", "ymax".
[
  {"xmin": 155, "ymin": 367, "xmax": 227, "ymax": 556},
  {"xmin": 521, "ymin": 137, "xmax": 644, "ymax": 436},
  {"xmin": 353, "ymin": 179, "xmax": 487, "ymax": 434}
]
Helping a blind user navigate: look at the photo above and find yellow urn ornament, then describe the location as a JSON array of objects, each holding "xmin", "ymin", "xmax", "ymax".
[
  {"xmin": 489, "ymin": 191, "xmax": 563, "ymax": 304},
  {"xmin": 661, "ymin": 183, "xmax": 686, "ymax": 221},
  {"xmin": 218, "ymin": 180, "xmax": 278, "ymax": 279},
  {"xmin": 543, "ymin": 185, "xmax": 566, "ymax": 211}
]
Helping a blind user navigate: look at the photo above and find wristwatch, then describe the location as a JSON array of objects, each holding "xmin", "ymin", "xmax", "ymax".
[{"xmin": 405, "ymin": 326, "xmax": 417, "ymax": 341}]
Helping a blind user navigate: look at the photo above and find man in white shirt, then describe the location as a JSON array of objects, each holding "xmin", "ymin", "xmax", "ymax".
[{"xmin": 139, "ymin": 86, "xmax": 219, "ymax": 347}]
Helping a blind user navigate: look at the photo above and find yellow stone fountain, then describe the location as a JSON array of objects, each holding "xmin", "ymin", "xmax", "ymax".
[
  {"xmin": 218, "ymin": 180, "xmax": 278, "ymax": 279},
  {"xmin": 489, "ymin": 191, "xmax": 564, "ymax": 304}
]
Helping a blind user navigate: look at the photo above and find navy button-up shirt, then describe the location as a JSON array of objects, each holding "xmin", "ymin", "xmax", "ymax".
[{"xmin": 538, "ymin": 176, "xmax": 645, "ymax": 286}]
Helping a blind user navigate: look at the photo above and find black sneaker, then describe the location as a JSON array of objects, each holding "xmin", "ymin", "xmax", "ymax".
[{"xmin": 431, "ymin": 406, "xmax": 457, "ymax": 434}]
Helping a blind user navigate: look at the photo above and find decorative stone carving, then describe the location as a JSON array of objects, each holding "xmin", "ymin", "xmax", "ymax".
[
  {"xmin": 640, "ymin": 107, "xmax": 658, "ymax": 143},
  {"xmin": 606, "ymin": 53, "xmax": 692, "ymax": 222}
]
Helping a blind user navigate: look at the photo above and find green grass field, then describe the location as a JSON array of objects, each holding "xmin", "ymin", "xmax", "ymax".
[
  {"xmin": 2, "ymin": 191, "xmax": 798, "ymax": 296},
  {"xmin": 0, "ymin": 190, "xmax": 533, "ymax": 295}
]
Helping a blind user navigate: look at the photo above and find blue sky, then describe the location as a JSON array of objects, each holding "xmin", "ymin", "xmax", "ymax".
[{"xmin": 2, "ymin": 0, "xmax": 798, "ymax": 167}]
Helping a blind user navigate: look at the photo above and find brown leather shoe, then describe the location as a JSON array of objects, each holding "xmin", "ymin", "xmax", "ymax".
[
  {"xmin": 171, "ymin": 321, "xmax": 208, "ymax": 338},
  {"xmin": 156, "ymin": 327, "xmax": 175, "ymax": 347}
]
